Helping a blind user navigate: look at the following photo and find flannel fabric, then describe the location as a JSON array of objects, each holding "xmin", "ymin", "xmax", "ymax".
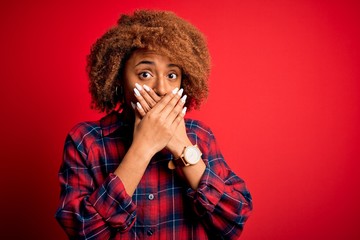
[{"xmin": 55, "ymin": 111, "xmax": 252, "ymax": 239}]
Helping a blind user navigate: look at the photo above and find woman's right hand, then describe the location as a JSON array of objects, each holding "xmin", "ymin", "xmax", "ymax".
[{"xmin": 131, "ymin": 87, "xmax": 187, "ymax": 158}]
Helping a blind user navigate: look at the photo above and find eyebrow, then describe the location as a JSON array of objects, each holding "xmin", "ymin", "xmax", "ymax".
[
  {"xmin": 135, "ymin": 60, "xmax": 180, "ymax": 69},
  {"xmin": 135, "ymin": 60, "xmax": 154, "ymax": 66}
]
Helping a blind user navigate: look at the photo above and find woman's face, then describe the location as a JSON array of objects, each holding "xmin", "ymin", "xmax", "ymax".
[{"xmin": 123, "ymin": 49, "xmax": 182, "ymax": 108}]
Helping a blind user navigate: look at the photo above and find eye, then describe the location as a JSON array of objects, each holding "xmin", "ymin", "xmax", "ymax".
[
  {"xmin": 168, "ymin": 73, "xmax": 178, "ymax": 80},
  {"xmin": 138, "ymin": 72, "xmax": 152, "ymax": 79}
]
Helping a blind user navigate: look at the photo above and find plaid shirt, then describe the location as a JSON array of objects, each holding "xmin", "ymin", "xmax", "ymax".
[{"xmin": 55, "ymin": 111, "xmax": 252, "ymax": 239}]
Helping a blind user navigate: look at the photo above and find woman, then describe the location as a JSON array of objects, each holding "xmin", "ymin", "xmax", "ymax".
[{"xmin": 55, "ymin": 10, "xmax": 252, "ymax": 239}]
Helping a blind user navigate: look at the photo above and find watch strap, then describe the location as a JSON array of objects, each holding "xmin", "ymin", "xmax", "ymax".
[
  {"xmin": 174, "ymin": 154, "xmax": 190, "ymax": 167},
  {"xmin": 168, "ymin": 147, "xmax": 187, "ymax": 170}
]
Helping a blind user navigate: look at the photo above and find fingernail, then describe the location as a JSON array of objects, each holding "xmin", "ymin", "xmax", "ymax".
[
  {"xmin": 181, "ymin": 95, "xmax": 187, "ymax": 103},
  {"xmin": 134, "ymin": 88, "xmax": 141, "ymax": 96},
  {"xmin": 135, "ymin": 83, "xmax": 143, "ymax": 91},
  {"xmin": 131, "ymin": 102, "xmax": 136, "ymax": 110},
  {"xmin": 182, "ymin": 107, "xmax": 187, "ymax": 115},
  {"xmin": 172, "ymin": 88, "xmax": 179, "ymax": 94},
  {"xmin": 143, "ymin": 84, "xmax": 151, "ymax": 92},
  {"xmin": 177, "ymin": 88, "xmax": 184, "ymax": 96},
  {"xmin": 136, "ymin": 102, "xmax": 142, "ymax": 109}
]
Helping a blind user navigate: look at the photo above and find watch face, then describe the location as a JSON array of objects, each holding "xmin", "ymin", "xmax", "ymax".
[{"xmin": 184, "ymin": 146, "xmax": 202, "ymax": 164}]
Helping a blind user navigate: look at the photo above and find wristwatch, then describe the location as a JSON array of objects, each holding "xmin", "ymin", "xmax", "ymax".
[{"xmin": 168, "ymin": 145, "xmax": 202, "ymax": 169}]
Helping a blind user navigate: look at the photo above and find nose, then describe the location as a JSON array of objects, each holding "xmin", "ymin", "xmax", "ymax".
[{"xmin": 153, "ymin": 76, "xmax": 169, "ymax": 96}]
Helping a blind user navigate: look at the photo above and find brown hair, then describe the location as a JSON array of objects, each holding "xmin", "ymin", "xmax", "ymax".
[{"xmin": 87, "ymin": 9, "xmax": 211, "ymax": 113}]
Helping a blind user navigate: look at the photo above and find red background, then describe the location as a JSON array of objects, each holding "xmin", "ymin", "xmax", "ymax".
[{"xmin": 1, "ymin": 0, "xmax": 359, "ymax": 239}]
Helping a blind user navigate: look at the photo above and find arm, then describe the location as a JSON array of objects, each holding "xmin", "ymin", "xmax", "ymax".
[
  {"xmin": 55, "ymin": 132, "xmax": 136, "ymax": 239},
  {"xmin": 166, "ymin": 120, "xmax": 207, "ymax": 190},
  {"xmin": 186, "ymin": 126, "xmax": 253, "ymax": 239},
  {"xmin": 134, "ymin": 86, "xmax": 252, "ymax": 238}
]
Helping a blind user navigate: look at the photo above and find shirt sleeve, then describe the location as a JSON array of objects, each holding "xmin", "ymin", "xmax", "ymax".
[
  {"xmin": 55, "ymin": 132, "xmax": 136, "ymax": 239},
  {"xmin": 186, "ymin": 127, "xmax": 253, "ymax": 239}
]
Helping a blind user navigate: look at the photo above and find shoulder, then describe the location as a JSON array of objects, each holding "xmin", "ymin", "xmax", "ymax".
[
  {"xmin": 65, "ymin": 111, "xmax": 125, "ymax": 151},
  {"xmin": 185, "ymin": 118, "xmax": 213, "ymax": 134},
  {"xmin": 184, "ymin": 118, "xmax": 221, "ymax": 156},
  {"xmin": 185, "ymin": 118, "xmax": 214, "ymax": 141},
  {"xmin": 67, "ymin": 111, "xmax": 123, "ymax": 142},
  {"xmin": 67, "ymin": 120, "xmax": 102, "ymax": 142},
  {"xmin": 64, "ymin": 121, "xmax": 101, "ymax": 157},
  {"xmin": 65, "ymin": 119, "xmax": 103, "ymax": 156}
]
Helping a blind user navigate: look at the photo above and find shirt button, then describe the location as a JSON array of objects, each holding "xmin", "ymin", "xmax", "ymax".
[
  {"xmin": 148, "ymin": 194, "xmax": 154, "ymax": 200},
  {"xmin": 147, "ymin": 228, "xmax": 154, "ymax": 236}
]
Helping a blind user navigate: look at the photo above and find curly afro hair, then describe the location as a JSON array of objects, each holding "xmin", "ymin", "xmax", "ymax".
[{"xmin": 87, "ymin": 9, "xmax": 211, "ymax": 113}]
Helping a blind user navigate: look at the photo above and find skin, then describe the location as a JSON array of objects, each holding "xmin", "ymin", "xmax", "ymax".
[{"xmin": 114, "ymin": 49, "xmax": 206, "ymax": 196}]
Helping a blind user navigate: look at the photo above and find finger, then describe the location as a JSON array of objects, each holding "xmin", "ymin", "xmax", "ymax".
[
  {"xmin": 135, "ymin": 83, "xmax": 157, "ymax": 108},
  {"xmin": 134, "ymin": 106, "xmax": 142, "ymax": 126},
  {"xmin": 143, "ymin": 84, "xmax": 161, "ymax": 105},
  {"xmin": 150, "ymin": 87, "xmax": 180, "ymax": 114},
  {"xmin": 134, "ymin": 87, "xmax": 151, "ymax": 112},
  {"xmin": 165, "ymin": 94, "xmax": 187, "ymax": 125},
  {"xmin": 170, "ymin": 107, "xmax": 187, "ymax": 132},
  {"xmin": 131, "ymin": 101, "xmax": 146, "ymax": 119},
  {"xmin": 160, "ymin": 88, "xmax": 184, "ymax": 118},
  {"xmin": 136, "ymin": 102, "xmax": 147, "ymax": 118}
]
